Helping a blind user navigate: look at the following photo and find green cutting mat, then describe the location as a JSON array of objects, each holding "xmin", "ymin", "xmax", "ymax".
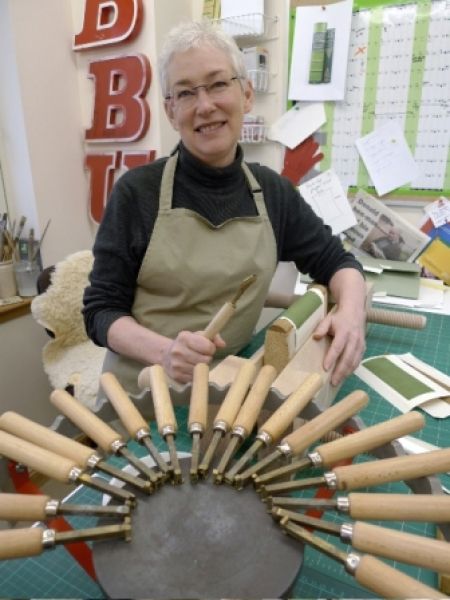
[{"xmin": 0, "ymin": 308, "xmax": 448, "ymax": 599}]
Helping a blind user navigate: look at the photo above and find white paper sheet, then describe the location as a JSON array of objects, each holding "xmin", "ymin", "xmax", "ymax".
[
  {"xmin": 355, "ymin": 121, "xmax": 421, "ymax": 196},
  {"xmin": 298, "ymin": 169, "xmax": 357, "ymax": 234},
  {"xmin": 288, "ymin": 0, "xmax": 353, "ymax": 101},
  {"xmin": 267, "ymin": 102, "xmax": 326, "ymax": 149}
]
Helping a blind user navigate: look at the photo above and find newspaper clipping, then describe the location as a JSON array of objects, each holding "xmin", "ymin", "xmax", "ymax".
[{"xmin": 345, "ymin": 189, "xmax": 430, "ymax": 262}]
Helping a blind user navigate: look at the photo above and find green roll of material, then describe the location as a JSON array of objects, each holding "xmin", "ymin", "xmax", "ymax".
[
  {"xmin": 281, "ymin": 289, "xmax": 323, "ymax": 329},
  {"xmin": 309, "ymin": 22, "xmax": 327, "ymax": 84}
]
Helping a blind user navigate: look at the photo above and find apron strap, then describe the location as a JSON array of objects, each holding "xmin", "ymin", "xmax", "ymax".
[
  {"xmin": 159, "ymin": 153, "xmax": 178, "ymax": 212},
  {"xmin": 241, "ymin": 162, "xmax": 267, "ymax": 217}
]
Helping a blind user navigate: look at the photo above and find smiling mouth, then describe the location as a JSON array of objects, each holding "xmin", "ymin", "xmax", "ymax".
[{"xmin": 195, "ymin": 121, "xmax": 226, "ymax": 134}]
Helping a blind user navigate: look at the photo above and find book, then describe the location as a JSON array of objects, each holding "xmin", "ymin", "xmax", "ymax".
[{"xmin": 345, "ymin": 189, "xmax": 430, "ymax": 263}]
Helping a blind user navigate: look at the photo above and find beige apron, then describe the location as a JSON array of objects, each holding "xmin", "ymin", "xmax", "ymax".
[{"xmin": 102, "ymin": 153, "xmax": 277, "ymax": 395}]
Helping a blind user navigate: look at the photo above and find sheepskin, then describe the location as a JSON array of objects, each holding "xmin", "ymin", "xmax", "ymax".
[{"xmin": 31, "ymin": 250, "xmax": 106, "ymax": 409}]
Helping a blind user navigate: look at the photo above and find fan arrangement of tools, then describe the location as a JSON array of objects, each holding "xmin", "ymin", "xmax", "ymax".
[{"xmin": 0, "ymin": 361, "xmax": 449, "ymax": 599}]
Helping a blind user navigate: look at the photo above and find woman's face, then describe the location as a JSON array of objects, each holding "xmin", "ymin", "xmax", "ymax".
[{"xmin": 164, "ymin": 45, "xmax": 253, "ymax": 167}]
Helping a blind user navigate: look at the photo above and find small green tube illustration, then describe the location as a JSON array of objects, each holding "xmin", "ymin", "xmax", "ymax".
[
  {"xmin": 308, "ymin": 22, "xmax": 327, "ymax": 84},
  {"xmin": 323, "ymin": 28, "xmax": 335, "ymax": 83}
]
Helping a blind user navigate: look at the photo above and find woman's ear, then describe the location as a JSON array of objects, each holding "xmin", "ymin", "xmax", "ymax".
[
  {"xmin": 242, "ymin": 79, "xmax": 255, "ymax": 114},
  {"xmin": 164, "ymin": 100, "xmax": 179, "ymax": 131}
]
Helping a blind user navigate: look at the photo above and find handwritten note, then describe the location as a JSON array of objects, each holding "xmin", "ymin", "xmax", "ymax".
[
  {"xmin": 299, "ymin": 169, "xmax": 356, "ymax": 234},
  {"xmin": 355, "ymin": 121, "xmax": 421, "ymax": 196}
]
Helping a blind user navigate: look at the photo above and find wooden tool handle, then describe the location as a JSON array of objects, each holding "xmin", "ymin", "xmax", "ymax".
[
  {"xmin": 50, "ymin": 389, "xmax": 121, "ymax": 453},
  {"xmin": 349, "ymin": 492, "xmax": 450, "ymax": 521},
  {"xmin": 234, "ymin": 365, "xmax": 277, "ymax": 435},
  {"xmin": 188, "ymin": 363, "xmax": 209, "ymax": 430},
  {"xmin": 355, "ymin": 554, "xmax": 444, "ymax": 599},
  {"xmin": 214, "ymin": 360, "xmax": 256, "ymax": 427},
  {"xmin": 100, "ymin": 372, "xmax": 148, "ymax": 438},
  {"xmin": 334, "ymin": 447, "xmax": 450, "ymax": 491},
  {"xmin": 261, "ymin": 373, "xmax": 323, "ymax": 442},
  {"xmin": 283, "ymin": 390, "xmax": 368, "ymax": 456},
  {"xmin": 203, "ymin": 302, "xmax": 235, "ymax": 340},
  {"xmin": 0, "ymin": 431, "xmax": 77, "ymax": 483},
  {"xmin": 317, "ymin": 411, "xmax": 425, "ymax": 468},
  {"xmin": 0, "ymin": 528, "xmax": 44, "ymax": 560},
  {"xmin": 0, "ymin": 411, "xmax": 94, "ymax": 468},
  {"xmin": 147, "ymin": 365, "xmax": 177, "ymax": 434},
  {"xmin": 0, "ymin": 493, "xmax": 50, "ymax": 521},
  {"xmin": 352, "ymin": 521, "xmax": 450, "ymax": 574},
  {"xmin": 367, "ymin": 307, "xmax": 427, "ymax": 329}
]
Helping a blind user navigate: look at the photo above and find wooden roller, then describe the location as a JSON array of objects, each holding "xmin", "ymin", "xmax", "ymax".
[
  {"xmin": 188, "ymin": 363, "xmax": 210, "ymax": 434},
  {"xmin": 50, "ymin": 389, "xmax": 121, "ymax": 453},
  {"xmin": 333, "ymin": 447, "xmax": 450, "ymax": 491},
  {"xmin": 367, "ymin": 307, "xmax": 426, "ymax": 329},
  {"xmin": 0, "ymin": 493, "xmax": 50, "ymax": 522},
  {"xmin": 350, "ymin": 521, "xmax": 450, "ymax": 574},
  {"xmin": 259, "ymin": 372, "xmax": 323, "ymax": 442},
  {"xmin": 347, "ymin": 493, "xmax": 450, "ymax": 522},
  {"xmin": 280, "ymin": 390, "xmax": 369, "ymax": 456}
]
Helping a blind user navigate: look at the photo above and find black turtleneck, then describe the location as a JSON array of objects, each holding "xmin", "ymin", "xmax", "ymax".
[{"xmin": 83, "ymin": 142, "xmax": 362, "ymax": 347}]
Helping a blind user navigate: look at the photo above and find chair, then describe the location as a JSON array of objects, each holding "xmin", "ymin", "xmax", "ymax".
[{"xmin": 31, "ymin": 250, "xmax": 106, "ymax": 410}]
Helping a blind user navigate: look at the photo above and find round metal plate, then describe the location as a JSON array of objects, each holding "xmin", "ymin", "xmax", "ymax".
[{"xmin": 93, "ymin": 458, "xmax": 303, "ymax": 598}]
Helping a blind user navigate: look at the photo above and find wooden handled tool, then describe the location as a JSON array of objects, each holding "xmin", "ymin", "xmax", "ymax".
[
  {"xmin": 270, "ymin": 492, "xmax": 450, "ymax": 522},
  {"xmin": 50, "ymin": 389, "xmax": 159, "ymax": 488},
  {"xmin": 198, "ymin": 360, "xmax": 256, "ymax": 478},
  {"xmin": 213, "ymin": 364, "xmax": 277, "ymax": 484},
  {"xmin": 203, "ymin": 274, "xmax": 257, "ymax": 340},
  {"xmin": 0, "ymin": 430, "xmax": 136, "ymax": 505},
  {"xmin": 259, "ymin": 447, "xmax": 450, "ymax": 497},
  {"xmin": 254, "ymin": 410, "xmax": 425, "ymax": 487},
  {"xmin": 138, "ymin": 365, "xmax": 182, "ymax": 483},
  {"xmin": 280, "ymin": 518, "xmax": 445, "ymax": 599},
  {"xmin": 224, "ymin": 372, "xmax": 323, "ymax": 486},
  {"xmin": 188, "ymin": 363, "xmax": 210, "ymax": 482},
  {"xmin": 238, "ymin": 390, "xmax": 369, "ymax": 484},
  {"xmin": 0, "ymin": 522, "xmax": 131, "ymax": 561},
  {"xmin": 366, "ymin": 307, "xmax": 426, "ymax": 329},
  {"xmin": 100, "ymin": 372, "xmax": 170, "ymax": 481},
  {"xmin": 0, "ymin": 410, "xmax": 153, "ymax": 494},
  {"xmin": 0, "ymin": 493, "xmax": 130, "ymax": 521},
  {"xmin": 275, "ymin": 509, "xmax": 450, "ymax": 574}
]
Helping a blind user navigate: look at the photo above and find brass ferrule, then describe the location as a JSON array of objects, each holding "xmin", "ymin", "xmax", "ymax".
[
  {"xmin": 111, "ymin": 439, "xmax": 125, "ymax": 453},
  {"xmin": 256, "ymin": 430, "xmax": 272, "ymax": 446},
  {"xmin": 277, "ymin": 442, "xmax": 292, "ymax": 458},
  {"xmin": 336, "ymin": 496, "xmax": 350, "ymax": 513},
  {"xmin": 42, "ymin": 528, "xmax": 56, "ymax": 549},
  {"xmin": 162, "ymin": 425, "xmax": 176, "ymax": 437},
  {"xmin": 308, "ymin": 451, "xmax": 323, "ymax": 468},
  {"xmin": 189, "ymin": 422, "xmax": 204, "ymax": 435},
  {"xmin": 44, "ymin": 499, "xmax": 59, "ymax": 516},
  {"xmin": 232, "ymin": 425, "xmax": 247, "ymax": 439},
  {"xmin": 345, "ymin": 552, "xmax": 361, "ymax": 575},
  {"xmin": 213, "ymin": 420, "xmax": 229, "ymax": 434},
  {"xmin": 69, "ymin": 466, "xmax": 83, "ymax": 482},
  {"xmin": 86, "ymin": 454, "xmax": 101, "ymax": 469},
  {"xmin": 136, "ymin": 428, "xmax": 150, "ymax": 442},
  {"xmin": 340, "ymin": 522, "xmax": 353, "ymax": 543},
  {"xmin": 324, "ymin": 471, "xmax": 337, "ymax": 489}
]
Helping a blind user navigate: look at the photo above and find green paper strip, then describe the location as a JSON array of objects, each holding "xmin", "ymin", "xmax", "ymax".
[
  {"xmin": 363, "ymin": 356, "xmax": 433, "ymax": 399},
  {"xmin": 357, "ymin": 6, "xmax": 383, "ymax": 188},
  {"xmin": 282, "ymin": 290, "xmax": 323, "ymax": 328},
  {"xmin": 320, "ymin": 101, "xmax": 335, "ymax": 172}
]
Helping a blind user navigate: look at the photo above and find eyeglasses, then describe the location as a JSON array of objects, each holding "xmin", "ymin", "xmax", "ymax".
[{"xmin": 165, "ymin": 76, "xmax": 244, "ymax": 109}]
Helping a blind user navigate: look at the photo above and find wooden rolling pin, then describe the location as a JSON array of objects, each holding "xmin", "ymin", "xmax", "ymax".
[
  {"xmin": 198, "ymin": 360, "xmax": 257, "ymax": 477},
  {"xmin": 50, "ymin": 389, "xmax": 159, "ymax": 487},
  {"xmin": 224, "ymin": 372, "xmax": 323, "ymax": 485},
  {"xmin": 254, "ymin": 410, "xmax": 425, "ymax": 487},
  {"xmin": 100, "ymin": 372, "xmax": 171, "ymax": 479},
  {"xmin": 270, "ymin": 492, "xmax": 450, "ymax": 522},
  {"xmin": 0, "ymin": 523, "xmax": 131, "ymax": 561},
  {"xmin": 188, "ymin": 363, "xmax": 210, "ymax": 481},
  {"xmin": 237, "ymin": 389, "xmax": 369, "ymax": 483},
  {"xmin": 0, "ymin": 430, "xmax": 135, "ymax": 505},
  {"xmin": 137, "ymin": 364, "xmax": 182, "ymax": 483},
  {"xmin": 281, "ymin": 519, "xmax": 445, "ymax": 599},
  {"xmin": 0, "ymin": 410, "xmax": 152, "ymax": 494},
  {"xmin": 213, "ymin": 364, "xmax": 277, "ymax": 483},
  {"xmin": 0, "ymin": 493, "xmax": 130, "ymax": 521},
  {"xmin": 275, "ymin": 509, "xmax": 450, "ymax": 574},
  {"xmin": 366, "ymin": 307, "xmax": 427, "ymax": 330},
  {"xmin": 259, "ymin": 447, "xmax": 450, "ymax": 497}
]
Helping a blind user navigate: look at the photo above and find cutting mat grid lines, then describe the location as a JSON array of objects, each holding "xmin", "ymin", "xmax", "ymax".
[{"xmin": 0, "ymin": 310, "xmax": 448, "ymax": 598}]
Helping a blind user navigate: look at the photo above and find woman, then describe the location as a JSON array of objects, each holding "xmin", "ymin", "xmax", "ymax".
[{"xmin": 83, "ymin": 20, "xmax": 367, "ymax": 394}]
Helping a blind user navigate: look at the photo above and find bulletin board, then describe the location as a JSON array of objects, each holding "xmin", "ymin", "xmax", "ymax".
[{"xmin": 290, "ymin": 0, "xmax": 450, "ymax": 200}]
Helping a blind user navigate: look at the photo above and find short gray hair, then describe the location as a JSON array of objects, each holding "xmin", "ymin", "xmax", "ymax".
[{"xmin": 158, "ymin": 20, "xmax": 247, "ymax": 97}]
